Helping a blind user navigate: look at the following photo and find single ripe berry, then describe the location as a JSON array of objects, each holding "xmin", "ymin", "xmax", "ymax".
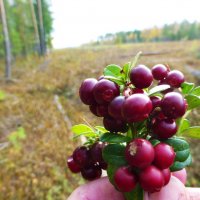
[
  {"xmin": 108, "ymin": 96, "xmax": 125, "ymax": 120},
  {"xmin": 122, "ymin": 94, "xmax": 152, "ymax": 123},
  {"xmin": 90, "ymin": 142, "xmax": 106, "ymax": 164},
  {"xmin": 154, "ymin": 143, "xmax": 175, "ymax": 169},
  {"xmin": 114, "ymin": 167, "xmax": 137, "ymax": 192},
  {"xmin": 152, "ymin": 64, "xmax": 168, "ymax": 80},
  {"xmin": 152, "ymin": 118, "xmax": 177, "ymax": 139},
  {"xmin": 81, "ymin": 165, "xmax": 102, "ymax": 180},
  {"xmin": 161, "ymin": 92, "xmax": 186, "ymax": 119},
  {"xmin": 93, "ymin": 79, "xmax": 120, "ymax": 105},
  {"xmin": 125, "ymin": 138, "xmax": 155, "ymax": 169},
  {"xmin": 67, "ymin": 155, "xmax": 81, "ymax": 173},
  {"xmin": 103, "ymin": 116, "xmax": 127, "ymax": 133},
  {"xmin": 139, "ymin": 165, "xmax": 164, "ymax": 193},
  {"xmin": 130, "ymin": 65, "xmax": 153, "ymax": 89},
  {"xmin": 150, "ymin": 96, "xmax": 161, "ymax": 109},
  {"xmin": 161, "ymin": 168, "xmax": 171, "ymax": 186},
  {"xmin": 166, "ymin": 70, "xmax": 185, "ymax": 88},
  {"xmin": 73, "ymin": 146, "xmax": 91, "ymax": 167},
  {"xmin": 79, "ymin": 78, "xmax": 97, "ymax": 105},
  {"xmin": 96, "ymin": 105, "xmax": 109, "ymax": 117}
]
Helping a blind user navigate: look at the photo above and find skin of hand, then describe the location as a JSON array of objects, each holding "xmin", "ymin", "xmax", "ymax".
[{"xmin": 68, "ymin": 170, "xmax": 200, "ymax": 200}]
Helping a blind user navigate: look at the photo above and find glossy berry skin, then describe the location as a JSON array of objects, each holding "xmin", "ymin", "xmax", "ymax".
[
  {"xmin": 125, "ymin": 138, "xmax": 155, "ymax": 169},
  {"xmin": 114, "ymin": 167, "xmax": 137, "ymax": 192},
  {"xmin": 67, "ymin": 155, "xmax": 81, "ymax": 173},
  {"xmin": 150, "ymin": 96, "xmax": 161, "ymax": 109},
  {"xmin": 81, "ymin": 165, "xmax": 102, "ymax": 180},
  {"xmin": 139, "ymin": 165, "xmax": 164, "ymax": 193},
  {"xmin": 103, "ymin": 117, "xmax": 127, "ymax": 133},
  {"xmin": 122, "ymin": 94, "xmax": 152, "ymax": 123},
  {"xmin": 73, "ymin": 146, "xmax": 91, "ymax": 167},
  {"xmin": 166, "ymin": 70, "xmax": 185, "ymax": 88},
  {"xmin": 79, "ymin": 78, "xmax": 97, "ymax": 105},
  {"xmin": 154, "ymin": 143, "xmax": 175, "ymax": 169},
  {"xmin": 90, "ymin": 142, "xmax": 106, "ymax": 164},
  {"xmin": 161, "ymin": 92, "xmax": 186, "ymax": 119},
  {"xmin": 130, "ymin": 65, "xmax": 153, "ymax": 89},
  {"xmin": 108, "ymin": 96, "xmax": 125, "ymax": 120},
  {"xmin": 93, "ymin": 79, "xmax": 120, "ymax": 105},
  {"xmin": 152, "ymin": 64, "xmax": 168, "ymax": 80},
  {"xmin": 152, "ymin": 118, "xmax": 177, "ymax": 139},
  {"xmin": 161, "ymin": 168, "xmax": 171, "ymax": 186}
]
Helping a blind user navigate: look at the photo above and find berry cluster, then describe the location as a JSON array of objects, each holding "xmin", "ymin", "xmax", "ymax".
[
  {"xmin": 67, "ymin": 56, "xmax": 194, "ymax": 198},
  {"xmin": 67, "ymin": 142, "xmax": 107, "ymax": 180},
  {"xmin": 115, "ymin": 138, "xmax": 175, "ymax": 193}
]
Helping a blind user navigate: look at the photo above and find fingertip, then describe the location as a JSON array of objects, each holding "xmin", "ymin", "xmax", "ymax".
[{"xmin": 172, "ymin": 168, "xmax": 187, "ymax": 185}]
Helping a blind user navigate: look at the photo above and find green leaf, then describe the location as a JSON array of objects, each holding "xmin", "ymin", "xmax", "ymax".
[
  {"xmin": 148, "ymin": 85, "xmax": 170, "ymax": 96},
  {"xmin": 100, "ymin": 132, "xmax": 131, "ymax": 143},
  {"xmin": 177, "ymin": 119, "xmax": 190, "ymax": 134},
  {"xmin": 72, "ymin": 124, "xmax": 96, "ymax": 137},
  {"xmin": 181, "ymin": 82, "xmax": 195, "ymax": 94},
  {"xmin": 102, "ymin": 144, "xmax": 127, "ymax": 166},
  {"xmin": 191, "ymin": 86, "xmax": 200, "ymax": 96},
  {"xmin": 0, "ymin": 90, "xmax": 6, "ymax": 101},
  {"xmin": 165, "ymin": 138, "xmax": 192, "ymax": 171},
  {"xmin": 122, "ymin": 62, "xmax": 131, "ymax": 80},
  {"xmin": 104, "ymin": 75, "xmax": 124, "ymax": 85},
  {"xmin": 107, "ymin": 164, "xmax": 119, "ymax": 185},
  {"xmin": 150, "ymin": 139, "xmax": 160, "ymax": 146},
  {"xmin": 103, "ymin": 64, "xmax": 122, "ymax": 77},
  {"xmin": 130, "ymin": 51, "xmax": 142, "ymax": 69},
  {"xmin": 124, "ymin": 185, "xmax": 144, "ymax": 200},
  {"xmin": 170, "ymin": 154, "xmax": 192, "ymax": 172},
  {"xmin": 94, "ymin": 126, "xmax": 107, "ymax": 134},
  {"xmin": 185, "ymin": 94, "xmax": 200, "ymax": 110},
  {"xmin": 180, "ymin": 126, "xmax": 200, "ymax": 139}
]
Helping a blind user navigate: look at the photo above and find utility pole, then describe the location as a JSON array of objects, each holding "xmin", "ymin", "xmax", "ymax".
[
  {"xmin": 37, "ymin": 0, "xmax": 46, "ymax": 55},
  {"xmin": 0, "ymin": 0, "xmax": 12, "ymax": 80}
]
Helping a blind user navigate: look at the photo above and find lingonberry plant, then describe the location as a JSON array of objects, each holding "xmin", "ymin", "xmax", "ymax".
[{"xmin": 67, "ymin": 52, "xmax": 200, "ymax": 200}]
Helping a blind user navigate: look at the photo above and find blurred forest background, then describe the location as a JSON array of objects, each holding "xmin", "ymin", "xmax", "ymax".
[{"xmin": 0, "ymin": 0, "xmax": 200, "ymax": 199}]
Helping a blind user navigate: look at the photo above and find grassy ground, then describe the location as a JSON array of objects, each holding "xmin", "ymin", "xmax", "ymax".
[{"xmin": 0, "ymin": 41, "xmax": 200, "ymax": 199}]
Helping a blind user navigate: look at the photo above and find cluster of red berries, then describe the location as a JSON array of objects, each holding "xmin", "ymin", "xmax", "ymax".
[
  {"xmin": 67, "ymin": 62, "xmax": 188, "ymax": 193},
  {"xmin": 115, "ymin": 138, "xmax": 175, "ymax": 193},
  {"xmin": 79, "ymin": 64, "xmax": 186, "ymax": 138},
  {"xmin": 67, "ymin": 142, "xmax": 107, "ymax": 180}
]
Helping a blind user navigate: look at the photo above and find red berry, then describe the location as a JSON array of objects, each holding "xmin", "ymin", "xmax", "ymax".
[
  {"xmin": 81, "ymin": 165, "xmax": 102, "ymax": 180},
  {"xmin": 108, "ymin": 96, "xmax": 125, "ymax": 120},
  {"xmin": 139, "ymin": 165, "xmax": 164, "ymax": 193},
  {"xmin": 150, "ymin": 96, "xmax": 161, "ymax": 109},
  {"xmin": 154, "ymin": 143, "xmax": 175, "ymax": 169},
  {"xmin": 152, "ymin": 64, "xmax": 168, "ymax": 80},
  {"xmin": 166, "ymin": 70, "xmax": 185, "ymax": 88},
  {"xmin": 67, "ymin": 155, "xmax": 81, "ymax": 173},
  {"xmin": 130, "ymin": 65, "xmax": 153, "ymax": 89},
  {"xmin": 132, "ymin": 88, "xmax": 144, "ymax": 94},
  {"xmin": 125, "ymin": 138, "xmax": 155, "ymax": 169},
  {"xmin": 73, "ymin": 146, "xmax": 91, "ymax": 167},
  {"xmin": 122, "ymin": 94, "xmax": 152, "ymax": 123},
  {"xmin": 161, "ymin": 168, "xmax": 171, "ymax": 186},
  {"xmin": 93, "ymin": 79, "xmax": 120, "ymax": 105},
  {"xmin": 79, "ymin": 78, "xmax": 97, "ymax": 105},
  {"xmin": 161, "ymin": 92, "xmax": 186, "ymax": 119},
  {"xmin": 90, "ymin": 142, "xmax": 106, "ymax": 163},
  {"xmin": 114, "ymin": 167, "xmax": 137, "ymax": 192},
  {"xmin": 103, "ymin": 116, "xmax": 127, "ymax": 133},
  {"xmin": 152, "ymin": 118, "xmax": 177, "ymax": 139}
]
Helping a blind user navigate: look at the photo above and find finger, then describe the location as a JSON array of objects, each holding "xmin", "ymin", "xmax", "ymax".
[
  {"xmin": 186, "ymin": 188, "xmax": 200, "ymax": 200},
  {"xmin": 67, "ymin": 177, "xmax": 124, "ymax": 200},
  {"xmin": 146, "ymin": 176, "xmax": 189, "ymax": 200},
  {"xmin": 172, "ymin": 168, "xmax": 187, "ymax": 185}
]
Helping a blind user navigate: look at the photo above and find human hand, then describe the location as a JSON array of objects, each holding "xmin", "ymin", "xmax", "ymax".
[{"xmin": 68, "ymin": 170, "xmax": 200, "ymax": 200}]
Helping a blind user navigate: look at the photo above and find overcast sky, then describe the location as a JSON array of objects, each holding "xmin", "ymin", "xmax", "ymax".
[{"xmin": 51, "ymin": 0, "xmax": 200, "ymax": 49}]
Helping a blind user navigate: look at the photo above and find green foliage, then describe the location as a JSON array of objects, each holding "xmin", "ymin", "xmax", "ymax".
[
  {"xmin": 72, "ymin": 124, "xmax": 97, "ymax": 138},
  {"xmin": 100, "ymin": 132, "xmax": 131, "ymax": 143},
  {"xmin": 164, "ymin": 138, "xmax": 192, "ymax": 171},
  {"xmin": 0, "ymin": 90, "xmax": 6, "ymax": 101},
  {"xmin": 180, "ymin": 126, "xmax": 200, "ymax": 139},
  {"xmin": 148, "ymin": 84, "xmax": 170, "ymax": 96}
]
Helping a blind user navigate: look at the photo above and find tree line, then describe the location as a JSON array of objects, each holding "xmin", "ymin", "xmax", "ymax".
[
  {"xmin": 94, "ymin": 21, "xmax": 200, "ymax": 45},
  {"xmin": 0, "ymin": 0, "xmax": 53, "ymax": 58}
]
